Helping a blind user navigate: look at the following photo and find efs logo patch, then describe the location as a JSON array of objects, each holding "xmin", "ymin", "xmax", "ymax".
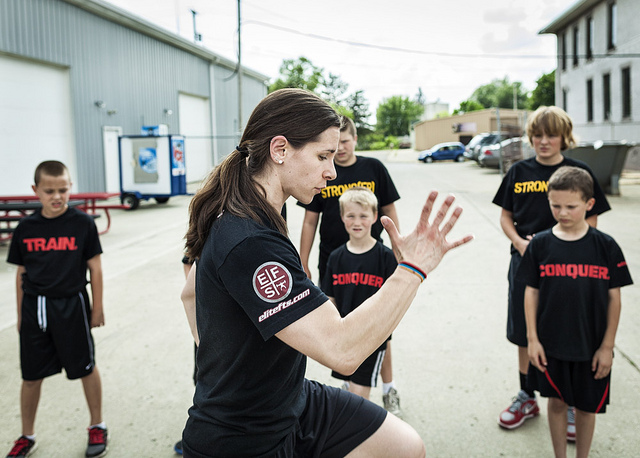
[{"xmin": 252, "ymin": 262, "xmax": 292, "ymax": 303}]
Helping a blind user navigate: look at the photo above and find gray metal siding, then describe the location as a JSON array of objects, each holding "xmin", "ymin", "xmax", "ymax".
[{"xmin": 1, "ymin": 0, "xmax": 211, "ymax": 191}]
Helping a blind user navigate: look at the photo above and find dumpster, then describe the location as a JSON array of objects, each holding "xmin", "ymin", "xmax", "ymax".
[
  {"xmin": 563, "ymin": 141, "xmax": 636, "ymax": 195},
  {"xmin": 118, "ymin": 135, "xmax": 187, "ymax": 209}
]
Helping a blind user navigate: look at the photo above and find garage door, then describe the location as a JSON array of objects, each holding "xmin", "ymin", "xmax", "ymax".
[
  {"xmin": 0, "ymin": 55, "xmax": 76, "ymax": 195},
  {"xmin": 178, "ymin": 93, "xmax": 212, "ymax": 183}
]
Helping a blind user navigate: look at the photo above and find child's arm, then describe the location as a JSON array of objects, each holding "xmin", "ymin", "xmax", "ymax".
[
  {"xmin": 592, "ymin": 287, "xmax": 621, "ymax": 379},
  {"xmin": 15, "ymin": 266, "xmax": 25, "ymax": 332},
  {"xmin": 525, "ymin": 285, "xmax": 547, "ymax": 372},
  {"xmin": 499, "ymin": 209, "xmax": 531, "ymax": 256},
  {"xmin": 586, "ymin": 214, "xmax": 598, "ymax": 228},
  {"xmin": 299, "ymin": 210, "xmax": 320, "ymax": 280},
  {"xmin": 87, "ymin": 254, "xmax": 105, "ymax": 328},
  {"xmin": 328, "ymin": 296, "xmax": 337, "ymax": 307},
  {"xmin": 182, "ymin": 262, "xmax": 199, "ymax": 345}
]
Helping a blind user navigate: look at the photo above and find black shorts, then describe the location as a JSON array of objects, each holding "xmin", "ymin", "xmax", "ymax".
[
  {"xmin": 528, "ymin": 356, "xmax": 611, "ymax": 413},
  {"xmin": 331, "ymin": 343, "xmax": 387, "ymax": 388},
  {"xmin": 279, "ymin": 379, "xmax": 387, "ymax": 458},
  {"xmin": 507, "ymin": 252, "xmax": 527, "ymax": 347},
  {"xmin": 20, "ymin": 291, "xmax": 95, "ymax": 381}
]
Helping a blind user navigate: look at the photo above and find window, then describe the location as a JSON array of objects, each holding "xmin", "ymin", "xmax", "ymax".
[
  {"xmin": 586, "ymin": 79, "xmax": 593, "ymax": 122},
  {"xmin": 608, "ymin": 2, "xmax": 617, "ymax": 50},
  {"xmin": 622, "ymin": 67, "xmax": 631, "ymax": 118},
  {"xmin": 562, "ymin": 89, "xmax": 568, "ymax": 111},
  {"xmin": 561, "ymin": 32, "xmax": 567, "ymax": 71},
  {"xmin": 573, "ymin": 26, "xmax": 579, "ymax": 66},
  {"xmin": 603, "ymin": 73, "xmax": 611, "ymax": 121},
  {"xmin": 586, "ymin": 17, "xmax": 594, "ymax": 60}
]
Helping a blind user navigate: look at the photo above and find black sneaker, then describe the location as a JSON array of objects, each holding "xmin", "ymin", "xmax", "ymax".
[
  {"xmin": 85, "ymin": 427, "xmax": 108, "ymax": 458},
  {"xmin": 6, "ymin": 436, "xmax": 37, "ymax": 457},
  {"xmin": 174, "ymin": 440, "xmax": 183, "ymax": 455}
]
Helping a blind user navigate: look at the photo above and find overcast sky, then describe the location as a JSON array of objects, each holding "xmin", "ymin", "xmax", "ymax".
[{"xmin": 103, "ymin": 0, "xmax": 577, "ymax": 115}]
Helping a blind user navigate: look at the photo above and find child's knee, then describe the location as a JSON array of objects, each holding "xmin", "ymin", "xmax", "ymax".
[{"xmin": 547, "ymin": 397, "xmax": 566, "ymax": 413}]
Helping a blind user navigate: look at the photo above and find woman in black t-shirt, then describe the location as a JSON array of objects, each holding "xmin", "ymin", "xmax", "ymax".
[{"xmin": 180, "ymin": 88, "xmax": 473, "ymax": 458}]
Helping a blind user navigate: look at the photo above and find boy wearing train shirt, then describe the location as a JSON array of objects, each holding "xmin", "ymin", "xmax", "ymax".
[
  {"xmin": 6, "ymin": 161, "xmax": 107, "ymax": 458},
  {"xmin": 519, "ymin": 166, "xmax": 632, "ymax": 457},
  {"xmin": 321, "ymin": 187, "xmax": 397, "ymax": 401},
  {"xmin": 492, "ymin": 106, "xmax": 610, "ymax": 434}
]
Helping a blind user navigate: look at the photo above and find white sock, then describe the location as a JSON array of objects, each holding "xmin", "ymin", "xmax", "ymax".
[
  {"xmin": 89, "ymin": 422, "xmax": 106, "ymax": 430},
  {"xmin": 383, "ymin": 381, "xmax": 396, "ymax": 395},
  {"xmin": 24, "ymin": 434, "xmax": 36, "ymax": 441}
]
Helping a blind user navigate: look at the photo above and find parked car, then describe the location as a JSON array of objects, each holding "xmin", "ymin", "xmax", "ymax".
[
  {"xmin": 418, "ymin": 142, "xmax": 466, "ymax": 163},
  {"xmin": 464, "ymin": 132, "xmax": 516, "ymax": 162},
  {"xmin": 478, "ymin": 137, "xmax": 525, "ymax": 170}
]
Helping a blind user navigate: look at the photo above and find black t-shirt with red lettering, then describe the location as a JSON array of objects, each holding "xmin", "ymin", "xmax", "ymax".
[
  {"xmin": 492, "ymin": 157, "xmax": 610, "ymax": 251},
  {"xmin": 183, "ymin": 212, "xmax": 329, "ymax": 456},
  {"xmin": 322, "ymin": 241, "xmax": 397, "ymax": 317},
  {"xmin": 298, "ymin": 156, "xmax": 400, "ymax": 260},
  {"xmin": 518, "ymin": 227, "xmax": 632, "ymax": 361},
  {"xmin": 7, "ymin": 207, "xmax": 102, "ymax": 297}
]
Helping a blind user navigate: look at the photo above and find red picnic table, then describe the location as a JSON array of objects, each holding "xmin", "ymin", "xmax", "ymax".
[{"xmin": 0, "ymin": 192, "xmax": 128, "ymax": 240}]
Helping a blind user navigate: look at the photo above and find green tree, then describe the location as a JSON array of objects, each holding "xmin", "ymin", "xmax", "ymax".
[
  {"xmin": 528, "ymin": 70, "xmax": 555, "ymax": 110},
  {"xmin": 376, "ymin": 96, "xmax": 424, "ymax": 137},
  {"xmin": 470, "ymin": 77, "xmax": 529, "ymax": 109},
  {"xmin": 453, "ymin": 99, "xmax": 484, "ymax": 115},
  {"xmin": 268, "ymin": 57, "xmax": 323, "ymax": 93},
  {"xmin": 321, "ymin": 72, "xmax": 349, "ymax": 105},
  {"xmin": 345, "ymin": 90, "xmax": 373, "ymax": 136}
]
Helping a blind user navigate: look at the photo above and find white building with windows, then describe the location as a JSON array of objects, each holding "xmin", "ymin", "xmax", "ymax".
[{"xmin": 540, "ymin": 0, "xmax": 640, "ymax": 162}]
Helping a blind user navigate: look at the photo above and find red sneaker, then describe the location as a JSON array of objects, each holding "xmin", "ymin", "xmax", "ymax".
[
  {"xmin": 498, "ymin": 390, "xmax": 540, "ymax": 429},
  {"xmin": 86, "ymin": 426, "xmax": 109, "ymax": 457},
  {"xmin": 6, "ymin": 436, "xmax": 37, "ymax": 457}
]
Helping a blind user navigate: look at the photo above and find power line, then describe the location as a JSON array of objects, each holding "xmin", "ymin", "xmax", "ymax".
[{"xmin": 243, "ymin": 19, "xmax": 640, "ymax": 60}]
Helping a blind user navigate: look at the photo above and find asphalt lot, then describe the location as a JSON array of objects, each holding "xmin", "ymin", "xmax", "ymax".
[{"xmin": 1, "ymin": 150, "xmax": 639, "ymax": 457}]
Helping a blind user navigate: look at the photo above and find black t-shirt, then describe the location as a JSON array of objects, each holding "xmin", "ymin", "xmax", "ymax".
[
  {"xmin": 298, "ymin": 156, "xmax": 400, "ymax": 259},
  {"xmin": 492, "ymin": 157, "xmax": 611, "ymax": 249},
  {"xmin": 7, "ymin": 207, "xmax": 102, "ymax": 297},
  {"xmin": 518, "ymin": 227, "xmax": 632, "ymax": 361},
  {"xmin": 322, "ymin": 241, "xmax": 397, "ymax": 317},
  {"xmin": 183, "ymin": 212, "xmax": 328, "ymax": 457}
]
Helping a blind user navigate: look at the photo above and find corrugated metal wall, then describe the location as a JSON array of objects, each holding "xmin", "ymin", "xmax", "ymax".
[{"xmin": 1, "ymin": 0, "xmax": 266, "ymax": 191}]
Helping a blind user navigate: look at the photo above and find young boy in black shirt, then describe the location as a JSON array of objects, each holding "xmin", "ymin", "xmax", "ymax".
[
  {"xmin": 493, "ymin": 106, "xmax": 610, "ymax": 435},
  {"xmin": 6, "ymin": 161, "xmax": 108, "ymax": 458},
  {"xmin": 321, "ymin": 187, "xmax": 397, "ymax": 401},
  {"xmin": 519, "ymin": 166, "xmax": 632, "ymax": 457}
]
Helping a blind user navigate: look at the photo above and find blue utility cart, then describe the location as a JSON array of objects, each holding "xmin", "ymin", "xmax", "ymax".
[{"xmin": 118, "ymin": 134, "xmax": 187, "ymax": 209}]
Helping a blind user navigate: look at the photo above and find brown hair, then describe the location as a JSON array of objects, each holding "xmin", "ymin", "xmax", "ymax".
[
  {"xmin": 548, "ymin": 166, "xmax": 594, "ymax": 201},
  {"xmin": 526, "ymin": 106, "xmax": 576, "ymax": 151},
  {"xmin": 340, "ymin": 115, "xmax": 357, "ymax": 138},
  {"xmin": 339, "ymin": 186, "xmax": 378, "ymax": 216},
  {"xmin": 34, "ymin": 160, "xmax": 69, "ymax": 185},
  {"xmin": 185, "ymin": 88, "xmax": 341, "ymax": 260}
]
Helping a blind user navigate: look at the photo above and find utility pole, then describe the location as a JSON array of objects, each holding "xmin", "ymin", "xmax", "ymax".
[{"xmin": 237, "ymin": 0, "xmax": 243, "ymax": 133}]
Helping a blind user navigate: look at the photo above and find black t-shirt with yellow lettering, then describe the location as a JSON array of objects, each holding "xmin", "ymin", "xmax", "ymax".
[
  {"xmin": 298, "ymin": 156, "xmax": 400, "ymax": 264},
  {"xmin": 492, "ymin": 157, "xmax": 610, "ymax": 249}
]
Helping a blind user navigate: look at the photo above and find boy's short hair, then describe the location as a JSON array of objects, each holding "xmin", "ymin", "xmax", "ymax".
[
  {"xmin": 526, "ymin": 106, "xmax": 576, "ymax": 151},
  {"xmin": 34, "ymin": 160, "xmax": 69, "ymax": 185},
  {"xmin": 340, "ymin": 115, "xmax": 357, "ymax": 138},
  {"xmin": 548, "ymin": 166, "xmax": 594, "ymax": 201},
  {"xmin": 339, "ymin": 186, "xmax": 378, "ymax": 216}
]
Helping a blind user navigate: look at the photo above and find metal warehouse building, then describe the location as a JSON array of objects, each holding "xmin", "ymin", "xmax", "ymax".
[{"xmin": 0, "ymin": 0, "xmax": 269, "ymax": 195}]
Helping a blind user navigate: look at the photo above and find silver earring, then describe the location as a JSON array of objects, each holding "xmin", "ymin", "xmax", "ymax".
[{"xmin": 278, "ymin": 160, "xmax": 283, "ymax": 164}]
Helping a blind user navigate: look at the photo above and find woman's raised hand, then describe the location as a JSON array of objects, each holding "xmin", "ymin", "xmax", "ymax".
[{"xmin": 381, "ymin": 191, "xmax": 474, "ymax": 276}]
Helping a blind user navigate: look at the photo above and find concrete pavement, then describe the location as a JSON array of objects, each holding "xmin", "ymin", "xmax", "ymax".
[{"xmin": 1, "ymin": 151, "xmax": 639, "ymax": 457}]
